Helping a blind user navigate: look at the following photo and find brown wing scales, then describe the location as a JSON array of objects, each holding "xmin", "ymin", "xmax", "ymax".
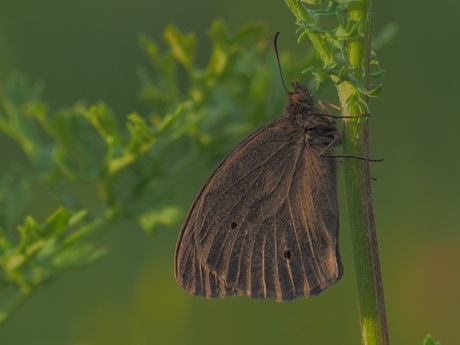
[{"xmin": 174, "ymin": 116, "xmax": 343, "ymax": 301}]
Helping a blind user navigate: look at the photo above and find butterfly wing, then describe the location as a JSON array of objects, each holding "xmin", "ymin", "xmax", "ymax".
[{"xmin": 174, "ymin": 116, "xmax": 343, "ymax": 301}]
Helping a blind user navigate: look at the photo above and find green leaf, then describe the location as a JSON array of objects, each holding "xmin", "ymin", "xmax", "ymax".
[
  {"xmin": 286, "ymin": 0, "xmax": 386, "ymax": 106},
  {"xmin": 0, "ymin": 73, "xmax": 45, "ymax": 160},
  {"xmin": 369, "ymin": 51, "xmax": 386, "ymax": 78},
  {"xmin": 334, "ymin": 19, "xmax": 363, "ymax": 40},
  {"xmin": 47, "ymin": 104, "xmax": 104, "ymax": 181},
  {"xmin": 84, "ymin": 102, "xmax": 121, "ymax": 147},
  {"xmin": 164, "ymin": 26, "xmax": 197, "ymax": 70},
  {"xmin": 361, "ymin": 84, "xmax": 383, "ymax": 97},
  {"xmin": 345, "ymin": 89, "xmax": 370, "ymax": 114},
  {"xmin": 1, "ymin": 207, "xmax": 105, "ymax": 296},
  {"xmin": 137, "ymin": 34, "xmax": 179, "ymax": 113},
  {"xmin": 41, "ymin": 207, "xmax": 73, "ymax": 237},
  {"xmin": 138, "ymin": 206, "xmax": 182, "ymax": 236},
  {"xmin": 423, "ymin": 335, "xmax": 441, "ymax": 345},
  {"xmin": 302, "ymin": 0, "xmax": 323, "ymax": 5}
]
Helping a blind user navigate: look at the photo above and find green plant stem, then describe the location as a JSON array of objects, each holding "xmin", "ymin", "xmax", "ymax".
[
  {"xmin": 338, "ymin": 1, "xmax": 390, "ymax": 345},
  {"xmin": 285, "ymin": 0, "xmax": 339, "ymax": 74},
  {"xmin": 285, "ymin": 0, "xmax": 389, "ymax": 344}
]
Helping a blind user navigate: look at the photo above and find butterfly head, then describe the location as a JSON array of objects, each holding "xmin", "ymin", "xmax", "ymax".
[{"xmin": 285, "ymin": 82, "xmax": 316, "ymax": 117}]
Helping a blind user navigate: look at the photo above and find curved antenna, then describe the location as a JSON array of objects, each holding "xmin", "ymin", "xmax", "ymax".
[{"xmin": 270, "ymin": 32, "xmax": 289, "ymax": 93}]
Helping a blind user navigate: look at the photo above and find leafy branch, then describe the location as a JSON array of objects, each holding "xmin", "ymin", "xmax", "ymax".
[{"xmin": 0, "ymin": 20, "xmax": 300, "ymax": 325}]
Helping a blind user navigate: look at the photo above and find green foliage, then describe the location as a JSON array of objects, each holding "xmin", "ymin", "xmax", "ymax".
[
  {"xmin": 0, "ymin": 208, "xmax": 105, "ymax": 323},
  {"xmin": 284, "ymin": 0, "xmax": 386, "ymax": 113},
  {"xmin": 423, "ymin": 335, "xmax": 441, "ymax": 345},
  {"xmin": 0, "ymin": 19, "xmax": 303, "ymax": 325}
]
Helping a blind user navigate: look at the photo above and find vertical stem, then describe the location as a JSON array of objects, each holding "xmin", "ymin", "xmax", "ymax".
[
  {"xmin": 284, "ymin": 1, "xmax": 389, "ymax": 343},
  {"xmin": 339, "ymin": 1, "xmax": 390, "ymax": 345}
]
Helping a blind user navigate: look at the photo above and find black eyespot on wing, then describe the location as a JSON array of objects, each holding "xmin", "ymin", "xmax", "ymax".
[{"xmin": 283, "ymin": 250, "xmax": 291, "ymax": 260}]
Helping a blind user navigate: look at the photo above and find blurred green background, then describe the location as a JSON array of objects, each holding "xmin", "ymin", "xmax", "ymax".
[{"xmin": 1, "ymin": 1, "xmax": 459, "ymax": 345}]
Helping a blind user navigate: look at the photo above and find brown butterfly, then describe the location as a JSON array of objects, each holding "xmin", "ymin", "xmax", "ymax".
[{"xmin": 174, "ymin": 81, "xmax": 344, "ymax": 302}]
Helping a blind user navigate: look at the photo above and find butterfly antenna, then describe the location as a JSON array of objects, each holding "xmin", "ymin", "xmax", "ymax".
[{"xmin": 271, "ymin": 32, "xmax": 289, "ymax": 94}]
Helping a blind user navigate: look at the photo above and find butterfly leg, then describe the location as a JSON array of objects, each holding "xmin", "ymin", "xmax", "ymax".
[
  {"xmin": 318, "ymin": 99, "xmax": 341, "ymax": 112},
  {"xmin": 319, "ymin": 134, "xmax": 383, "ymax": 162}
]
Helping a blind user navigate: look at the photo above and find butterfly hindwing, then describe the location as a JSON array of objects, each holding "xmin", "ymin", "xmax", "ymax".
[{"xmin": 174, "ymin": 115, "xmax": 343, "ymax": 301}]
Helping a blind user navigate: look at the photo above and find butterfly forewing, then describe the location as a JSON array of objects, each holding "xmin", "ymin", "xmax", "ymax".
[{"xmin": 174, "ymin": 94, "xmax": 344, "ymax": 301}]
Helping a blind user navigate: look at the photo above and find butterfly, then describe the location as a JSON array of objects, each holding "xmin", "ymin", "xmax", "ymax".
[{"xmin": 174, "ymin": 81, "xmax": 344, "ymax": 302}]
